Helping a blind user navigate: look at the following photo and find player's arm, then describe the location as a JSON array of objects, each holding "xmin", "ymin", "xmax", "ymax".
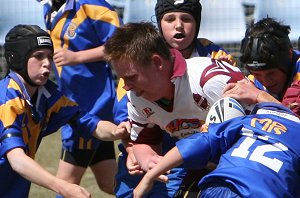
[
  {"xmin": 132, "ymin": 143, "xmax": 162, "ymax": 172},
  {"xmin": 199, "ymin": 59, "xmax": 245, "ymax": 105},
  {"xmin": 6, "ymin": 148, "xmax": 91, "ymax": 198},
  {"xmin": 133, "ymin": 146, "xmax": 183, "ymax": 198},
  {"xmin": 282, "ymin": 80, "xmax": 300, "ymax": 117},
  {"xmin": 223, "ymin": 78, "xmax": 280, "ymax": 104},
  {"xmin": 53, "ymin": 45, "xmax": 106, "ymax": 66},
  {"xmin": 93, "ymin": 120, "xmax": 130, "ymax": 141},
  {"xmin": 129, "ymin": 122, "xmax": 164, "ymax": 172},
  {"xmin": 200, "ymin": 38, "xmax": 236, "ymax": 66}
]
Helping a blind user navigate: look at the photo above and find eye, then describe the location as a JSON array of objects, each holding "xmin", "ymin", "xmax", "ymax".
[
  {"xmin": 32, "ymin": 52, "xmax": 53, "ymax": 61},
  {"xmin": 125, "ymin": 75, "xmax": 137, "ymax": 83},
  {"xmin": 163, "ymin": 15, "xmax": 176, "ymax": 23},
  {"xmin": 180, "ymin": 16, "xmax": 194, "ymax": 23},
  {"xmin": 32, "ymin": 52, "xmax": 45, "ymax": 60}
]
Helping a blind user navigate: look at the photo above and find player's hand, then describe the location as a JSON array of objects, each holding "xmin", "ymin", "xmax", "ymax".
[
  {"xmin": 218, "ymin": 55, "xmax": 236, "ymax": 66},
  {"xmin": 126, "ymin": 146, "xmax": 144, "ymax": 175},
  {"xmin": 200, "ymin": 124, "xmax": 208, "ymax": 132},
  {"xmin": 223, "ymin": 78, "xmax": 260, "ymax": 104},
  {"xmin": 58, "ymin": 180, "xmax": 91, "ymax": 198},
  {"xmin": 147, "ymin": 154, "xmax": 162, "ymax": 171},
  {"xmin": 113, "ymin": 121, "xmax": 131, "ymax": 140},
  {"xmin": 53, "ymin": 48, "xmax": 79, "ymax": 66}
]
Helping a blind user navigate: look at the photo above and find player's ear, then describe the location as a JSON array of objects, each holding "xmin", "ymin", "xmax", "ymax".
[{"xmin": 152, "ymin": 54, "xmax": 164, "ymax": 70}]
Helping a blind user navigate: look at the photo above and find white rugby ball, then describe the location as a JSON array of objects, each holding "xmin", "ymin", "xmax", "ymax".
[{"xmin": 205, "ymin": 97, "xmax": 246, "ymax": 125}]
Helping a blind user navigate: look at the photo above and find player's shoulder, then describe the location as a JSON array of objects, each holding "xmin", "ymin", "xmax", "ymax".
[
  {"xmin": 79, "ymin": 0, "xmax": 112, "ymax": 8},
  {"xmin": 185, "ymin": 56, "xmax": 213, "ymax": 70},
  {"xmin": 197, "ymin": 38, "xmax": 213, "ymax": 47},
  {"xmin": 186, "ymin": 57, "xmax": 241, "ymax": 76}
]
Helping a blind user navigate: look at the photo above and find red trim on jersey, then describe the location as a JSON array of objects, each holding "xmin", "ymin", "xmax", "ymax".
[
  {"xmin": 170, "ymin": 49, "xmax": 187, "ymax": 79},
  {"xmin": 133, "ymin": 124, "xmax": 164, "ymax": 145},
  {"xmin": 200, "ymin": 59, "xmax": 245, "ymax": 87}
]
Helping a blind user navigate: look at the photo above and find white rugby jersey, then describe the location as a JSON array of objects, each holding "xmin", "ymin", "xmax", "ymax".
[{"xmin": 128, "ymin": 50, "xmax": 244, "ymax": 144}]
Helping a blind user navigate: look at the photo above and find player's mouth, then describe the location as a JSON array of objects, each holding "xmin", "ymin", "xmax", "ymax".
[
  {"xmin": 41, "ymin": 71, "xmax": 50, "ymax": 79},
  {"xmin": 174, "ymin": 33, "xmax": 185, "ymax": 39}
]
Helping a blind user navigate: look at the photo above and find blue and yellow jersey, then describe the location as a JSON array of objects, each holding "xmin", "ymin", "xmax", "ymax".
[
  {"xmin": 177, "ymin": 102, "xmax": 300, "ymax": 197},
  {"xmin": 0, "ymin": 72, "xmax": 99, "ymax": 197},
  {"xmin": 195, "ymin": 38, "xmax": 235, "ymax": 64},
  {"xmin": 40, "ymin": 0, "xmax": 121, "ymax": 150}
]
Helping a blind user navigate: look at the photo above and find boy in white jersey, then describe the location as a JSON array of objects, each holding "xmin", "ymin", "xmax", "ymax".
[
  {"xmin": 105, "ymin": 22, "xmax": 245, "ymax": 197},
  {"xmin": 115, "ymin": 3, "xmax": 238, "ymax": 197}
]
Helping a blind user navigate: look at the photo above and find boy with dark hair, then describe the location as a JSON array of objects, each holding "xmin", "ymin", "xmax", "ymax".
[{"xmin": 0, "ymin": 24, "xmax": 129, "ymax": 198}]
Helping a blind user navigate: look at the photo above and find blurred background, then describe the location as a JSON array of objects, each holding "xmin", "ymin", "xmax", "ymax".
[
  {"xmin": 1, "ymin": 0, "xmax": 300, "ymax": 78},
  {"xmin": 0, "ymin": 0, "xmax": 300, "ymax": 197}
]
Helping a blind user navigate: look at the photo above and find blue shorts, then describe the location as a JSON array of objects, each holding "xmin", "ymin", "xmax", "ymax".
[
  {"xmin": 199, "ymin": 182, "xmax": 241, "ymax": 198},
  {"xmin": 60, "ymin": 141, "xmax": 115, "ymax": 167}
]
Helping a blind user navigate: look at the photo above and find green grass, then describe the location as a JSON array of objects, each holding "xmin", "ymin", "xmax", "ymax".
[{"xmin": 29, "ymin": 132, "xmax": 119, "ymax": 198}]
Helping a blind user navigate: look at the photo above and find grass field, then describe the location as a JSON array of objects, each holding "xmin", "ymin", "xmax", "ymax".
[{"xmin": 29, "ymin": 132, "xmax": 118, "ymax": 198}]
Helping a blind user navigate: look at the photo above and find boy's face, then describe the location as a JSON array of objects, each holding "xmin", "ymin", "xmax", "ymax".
[
  {"xmin": 160, "ymin": 12, "xmax": 196, "ymax": 51},
  {"xmin": 250, "ymin": 68, "xmax": 288, "ymax": 95},
  {"xmin": 112, "ymin": 55, "xmax": 173, "ymax": 102},
  {"xmin": 27, "ymin": 49, "xmax": 53, "ymax": 86}
]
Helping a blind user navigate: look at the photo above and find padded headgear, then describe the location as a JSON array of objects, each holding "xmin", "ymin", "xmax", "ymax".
[
  {"xmin": 240, "ymin": 18, "xmax": 292, "ymax": 73},
  {"xmin": 4, "ymin": 24, "xmax": 53, "ymax": 86},
  {"xmin": 155, "ymin": 0, "xmax": 202, "ymax": 39}
]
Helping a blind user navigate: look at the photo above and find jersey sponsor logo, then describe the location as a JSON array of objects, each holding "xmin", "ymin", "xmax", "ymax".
[
  {"xmin": 193, "ymin": 93, "xmax": 210, "ymax": 110},
  {"xmin": 166, "ymin": 118, "xmax": 202, "ymax": 134},
  {"xmin": 142, "ymin": 107, "xmax": 154, "ymax": 118},
  {"xmin": 66, "ymin": 22, "xmax": 77, "ymax": 39},
  {"xmin": 179, "ymin": 130, "xmax": 198, "ymax": 138},
  {"xmin": 251, "ymin": 118, "xmax": 287, "ymax": 135}
]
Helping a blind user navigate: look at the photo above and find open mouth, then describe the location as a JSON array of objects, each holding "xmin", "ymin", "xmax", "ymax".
[
  {"xmin": 174, "ymin": 33, "xmax": 185, "ymax": 39},
  {"xmin": 41, "ymin": 71, "xmax": 50, "ymax": 78}
]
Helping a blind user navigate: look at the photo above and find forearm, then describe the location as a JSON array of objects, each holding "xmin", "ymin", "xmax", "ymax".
[
  {"xmin": 7, "ymin": 148, "xmax": 64, "ymax": 194},
  {"xmin": 76, "ymin": 45, "xmax": 106, "ymax": 63},
  {"xmin": 93, "ymin": 120, "xmax": 130, "ymax": 141},
  {"xmin": 256, "ymin": 90, "xmax": 281, "ymax": 104},
  {"xmin": 145, "ymin": 146, "xmax": 183, "ymax": 179},
  {"xmin": 133, "ymin": 143, "xmax": 161, "ymax": 171},
  {"xmin": 93, "ymin": 120, "xmax": 117, "ymax": 141}
]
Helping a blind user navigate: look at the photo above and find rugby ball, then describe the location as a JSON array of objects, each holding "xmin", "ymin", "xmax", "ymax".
[{"xmin": 205, "ymin": 97, "xmax": 246, "ymax": 125}]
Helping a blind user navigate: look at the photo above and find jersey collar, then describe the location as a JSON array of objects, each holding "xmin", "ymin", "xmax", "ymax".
[{"xmin": 170, "ymin": 49, "xmax": 187, "ymax": 79}]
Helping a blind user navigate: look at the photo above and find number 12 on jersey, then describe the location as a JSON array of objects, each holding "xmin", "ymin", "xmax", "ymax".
[{"xmin": 231, "ymin": 136, "xmax": 288, "ymax": 172}]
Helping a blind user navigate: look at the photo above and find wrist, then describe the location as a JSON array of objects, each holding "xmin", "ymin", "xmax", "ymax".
[
  {"xmin": 256, "ymin": 91, "xmax": 280, "ymax": 104},
  {"xmin": 125, "ymin": 141, "xmax": 133, "ymax": 153},
  {"xmin": 255, "ymin": 90, "xmax": 262, "ymax": 103}
]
